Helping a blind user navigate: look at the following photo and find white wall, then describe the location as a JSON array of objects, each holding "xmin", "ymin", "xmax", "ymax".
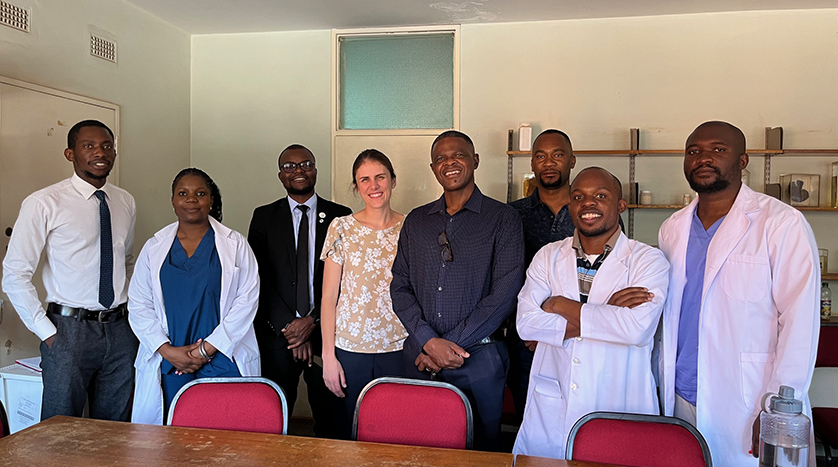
[
  {"xmin": 191, "ymin": 30, "xmax": 333, "ymax": 234},
  {"xmin": 0, "ymin": 0, "xmax": 191, "ymax": 362},
  {"xmin": 191, "ymin": 9, "xmax": 838, "ymax": 262}
]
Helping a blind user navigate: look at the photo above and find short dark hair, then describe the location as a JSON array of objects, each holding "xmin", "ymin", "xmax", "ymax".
[
  {"xmin": 431, "ymin": 130, "xmax": 475, "ymax": 154},
  {"xmin": 278, "ymin": 144, "xmax": 315, "ymax": 167},
  {"xmin": 67, "ymin": 120, "xmax": 114, "ymax": 149},
  {"xmin": 171, "ymin": 168, "xmax": 223, "ymax": 222},
  {"xmin": 534, "ymin": 129, "xmax": 573, "ymax": 151},
  {"xmin": 352, "ymin": 149, "xmax": 396, "ymax": 187},
  {"xmin": 690, "ymin": 121, "xmax": 746, "ymax": 155},
  {"xmin": 572, "ymin": 166, "xmax": 623, "ymax": 200}
]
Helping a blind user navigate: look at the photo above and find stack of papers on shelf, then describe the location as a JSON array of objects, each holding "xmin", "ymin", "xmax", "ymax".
[{"xmin": 14, "ymin": 357, "xmax": 42, "ymax": 373}]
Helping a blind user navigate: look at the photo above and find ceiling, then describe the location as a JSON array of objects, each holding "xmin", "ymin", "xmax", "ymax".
[{"xmin": 125, "ymin": 0, "xmax": 838, "ymax": 35}]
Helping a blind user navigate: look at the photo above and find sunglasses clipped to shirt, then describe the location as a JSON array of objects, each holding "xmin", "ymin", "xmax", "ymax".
[
  {"xmin": 280, "ymin": 160, "xmax": 316, "ymax": 173},
  {"xmin": 438, "ymin": 231, "xmax": 453, "ymax": 262}
]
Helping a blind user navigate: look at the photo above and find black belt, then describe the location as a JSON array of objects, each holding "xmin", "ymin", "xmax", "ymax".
[
  {"xmin": 47, "ymin": 303, "xmax": 128, "ymax": 323},
  {"xmin": 476, "ymin": 328, "xmax": 506, "ymax": 345}
]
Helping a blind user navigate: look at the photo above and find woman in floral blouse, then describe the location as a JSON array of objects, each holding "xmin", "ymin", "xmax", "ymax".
[{"xmin": 320, "ymin": 149, "xmax": 408, "ymax": 438}]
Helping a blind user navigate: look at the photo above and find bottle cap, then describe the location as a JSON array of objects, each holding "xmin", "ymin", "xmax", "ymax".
[{"xmin": 770, "ymin": 385, "xmax": 803, "ymax": 414}]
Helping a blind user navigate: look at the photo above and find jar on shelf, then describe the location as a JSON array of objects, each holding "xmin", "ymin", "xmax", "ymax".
[
  {"xmin": 820, "ymin": 249, "xmax": 829, "ymax": 275},
  {"xmin": 640, "ymin": 191, "xmax": 652, "ymax": 205},
  {"xmin": 518, "ymin": 123, "xmax": 532, "ymax": 152},
  {"xmin": 831, "ymin": 162, "xmax": 837, "ymax": 209}
]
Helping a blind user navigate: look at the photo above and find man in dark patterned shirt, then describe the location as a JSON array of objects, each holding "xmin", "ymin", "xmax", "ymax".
[
  {"xmin": 507, "ymin": 129, "xmax": 576, "ymax": 422},
  {"xmin": 391, "ymin": 130, "xmax": 525, "ymax": 451}
]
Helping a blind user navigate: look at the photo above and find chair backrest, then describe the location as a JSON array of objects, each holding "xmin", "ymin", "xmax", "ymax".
[
  {"xmin": 167, "ymin": 377, "xmax": 288, "ymax": 435},
  {"xmin": 811, "ymin": 326, "xmax": 838, "ymax": 408},
  {"xmin": 353, "ymin": 377, "xmax": 473, "ymax": 449},
  {"xmin": 567, "ymin": 411, "xmax": 712, "ymax": 467},
  {"xmin": 816, "ymin": 326, "xmax": 838, "ymax": 368}
]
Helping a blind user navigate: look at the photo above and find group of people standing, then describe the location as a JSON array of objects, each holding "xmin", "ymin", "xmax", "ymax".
[{"xmin": 1, "ymin": 118, "xmax": 821, "ymax": 466}]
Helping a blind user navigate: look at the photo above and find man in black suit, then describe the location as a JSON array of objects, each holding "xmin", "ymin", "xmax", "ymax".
[{"xmin": 248, "ymin": 144, "xmax": 351, "ymax": 438}]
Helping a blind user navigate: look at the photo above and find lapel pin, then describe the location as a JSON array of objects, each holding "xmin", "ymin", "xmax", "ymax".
[
  {"xmin": 318, "ymin": 212, "xmax": 326, "ymax": 219},
  {"xmin": 319, "ymin": 219, "xmax": 324, "ymax": 224}
]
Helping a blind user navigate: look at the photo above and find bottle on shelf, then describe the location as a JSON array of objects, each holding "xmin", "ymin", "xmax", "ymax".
[
  {"xmin": 823, "ymin": 283, "xmax": 832, "ymax": 320},
  {"xmin": 518, "ymin": 123, "xmax": 532, "ymax": 152}
]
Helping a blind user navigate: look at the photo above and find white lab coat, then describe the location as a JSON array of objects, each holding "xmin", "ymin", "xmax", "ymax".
[
  {"xmin": 658, "ymin": 185, "xmax": 820, "ymax": 466},
  {"xmin": 128, "ymin": 217, "xmax": 261, "ymax": 425},
  {"xmin": 512, "ymin": 232, "xmax": 669, "ymax": 459}
]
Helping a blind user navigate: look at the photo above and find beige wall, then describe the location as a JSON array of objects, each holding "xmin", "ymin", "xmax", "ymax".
[
  {"xmin": 0, "ymin": 0, "xmax": 190, "ymax": 360},
  {"xmin": 0, "ymin": 0, "xmax": 191, "ymax": 244},
  {"xmin": 191, "ymin": 30, "xmax": 333, "ymax": 234},
  {"xmin": 192, "ymin": 9, "xmax": 838, "ymax": 263}
]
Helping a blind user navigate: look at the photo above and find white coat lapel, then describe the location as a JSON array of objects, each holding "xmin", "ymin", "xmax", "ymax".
[
  {"xmin": 209, "ymin": 217, "xmax": 236, "ymax": 314},
  {"xmin": 556, "ymin": 240, "xmax": 580, "ymax": 300},
  {"xmin": 702, "ymin": 186, "xmax": 757, "ymax": 297},
  {"xmin": 587, "ymin": 234, "xmax": 630, "ymax": 304}
]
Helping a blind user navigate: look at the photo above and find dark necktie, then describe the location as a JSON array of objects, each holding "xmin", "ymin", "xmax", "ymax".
[
  {"xmin": 296, "ymin": 205, "xmax": 310, "ymax": 316},
  {"xmin": 94, "ymin": 190, "xmax": 114, "ymax": 309}
]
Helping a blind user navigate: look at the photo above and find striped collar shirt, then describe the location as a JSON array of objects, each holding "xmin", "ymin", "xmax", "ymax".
[{"xmin": 572, "ymin": 229, "xmax": 620, "ymax": 303}]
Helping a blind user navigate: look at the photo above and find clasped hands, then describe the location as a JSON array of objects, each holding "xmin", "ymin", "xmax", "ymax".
[
  {"xmin": 540, "ymin": 287, "xmax": 654, "ymax": 338},
  {"xmin": 159, "ymin": 338, "xmax": 216, "ymax": 375},
  {"xmin": 284, "ymin": 316, "xmax": 316, "ymax": 367},
  {"xmin": 415, "ymin": 337, "xmax": 471, "ymax": 374}
]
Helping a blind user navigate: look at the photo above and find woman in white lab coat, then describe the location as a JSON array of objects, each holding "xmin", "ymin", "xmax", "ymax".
[
  {"xmin": 128, "ymin": 168, "xmax": 260, "ymax": 425},
  {"xmin": 658, "ymin": 184, "xmax": 819, "ymax": 466}
]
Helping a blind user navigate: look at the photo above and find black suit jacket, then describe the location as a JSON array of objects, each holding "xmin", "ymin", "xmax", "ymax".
[{"xmin": 248, "ymin": 195, "xmax": 352, "ymax": 348}]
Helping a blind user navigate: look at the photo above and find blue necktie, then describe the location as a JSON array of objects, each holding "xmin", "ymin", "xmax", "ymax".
[{"xmin": 94, "ymin": 190, "xmax": 114, "ymax": 309}]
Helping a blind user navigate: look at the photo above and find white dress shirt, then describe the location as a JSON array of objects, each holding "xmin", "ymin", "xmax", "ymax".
[
  {"xmin": 2, "ymin": 173, "xmax": 136, "ymax": 340},
  {"xmin": 287, "ymin": 194, "xmax": 317, "ymax": 316}
]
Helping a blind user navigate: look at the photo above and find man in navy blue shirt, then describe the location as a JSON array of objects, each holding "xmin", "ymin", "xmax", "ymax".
[
  {"xmin": 391, "ymin": 130, "xmax": 525, "ymax": 451},
  {"xmin": 507, "ymin": 129, "xmax": 577, "ymax": 422}
]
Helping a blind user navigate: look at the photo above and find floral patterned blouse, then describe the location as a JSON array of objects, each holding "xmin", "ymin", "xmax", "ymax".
[{"xmin": 320, "ymin": 215, "xmax": 407, "ymax": 353}]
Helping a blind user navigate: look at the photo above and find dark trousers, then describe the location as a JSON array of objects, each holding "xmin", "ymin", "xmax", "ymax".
[
  {"xmin": 505, "ymin": 324, "xmax": 534, "ymax": 422},
  {"xmin": 258, "ymin": 335, "xmax": 338, "ymax": 438},
  {"xmin": 39, "ymin": 313, "xmax": 138, "ymax": 421},
  {"xmin": 334, "ymin": 348, "xmax": 404, "ymax": 439},
  {"xmin": 405, "ymin": 341, "xmax": 509, "ymax": 451}
]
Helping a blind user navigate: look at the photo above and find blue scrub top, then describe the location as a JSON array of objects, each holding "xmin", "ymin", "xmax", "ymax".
[{"xmin": 160, "ymin": 227, "xmax": 235, "ymax": 375}]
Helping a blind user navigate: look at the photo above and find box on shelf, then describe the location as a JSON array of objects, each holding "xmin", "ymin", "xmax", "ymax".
[{"xmin": 780, "ymin": 174, "xmax": 820, "ymax": 207}]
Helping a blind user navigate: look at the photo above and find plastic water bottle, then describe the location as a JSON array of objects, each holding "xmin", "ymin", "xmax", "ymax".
[
  {"xmin": 822, "ymin": 282, "xmax": 832, "ymax": 320},
  {"xmin": 759, "ymin": 386, "xmax": 810, "ymax": 467}
]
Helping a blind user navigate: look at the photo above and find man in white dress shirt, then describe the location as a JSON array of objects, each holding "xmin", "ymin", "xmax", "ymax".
[
  {"xmin": 2, "ymin": 120, "xmax": 138, "ymax": 421},
  {"xmin": 512, "ymin": 167, "xmax": 669, "ymax": 459}
]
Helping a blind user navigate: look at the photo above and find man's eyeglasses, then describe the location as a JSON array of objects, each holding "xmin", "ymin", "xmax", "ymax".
[
  {"xmin": 438, "ymin": 231, "xmax": 453, "ymax": 262},
  {"xmin": 280, "ymin": 160, "xmax": 316, "ymax": 173}
]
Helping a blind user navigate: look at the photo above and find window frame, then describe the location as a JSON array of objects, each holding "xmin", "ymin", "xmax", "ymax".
[{"xmin": 330, "ymin": 25, "xmax": 460, "ymax": 136}]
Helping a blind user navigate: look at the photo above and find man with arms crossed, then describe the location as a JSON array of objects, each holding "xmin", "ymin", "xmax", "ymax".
[
  {"xmin": 2, "ymin": 120, "xmax": 138, "ymax": 421},
  {"xmin": 507, "ymin": 129, "xmax": 577, "ymax": 421},
  {"xmin": 391, "ymin": 130, "xmax": 525, "ymax": 450},
  {"xmin": 658, "ymin": 121, "xmax": 819, "ymax": 465},
  {"xmin": 248, "ymin": 144, "xmax": 350, "ymax": 438},
  {"xmin": 512, "ymin": 167, "xmax": 668, "ymax": 459}
]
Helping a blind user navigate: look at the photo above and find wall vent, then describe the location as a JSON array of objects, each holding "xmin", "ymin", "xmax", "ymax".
[
  {"xmin": 0, "ymin": 1, "xmax": 30, "ymax": 33},
  {"xmin": 90, "ymin": 34, "xmax": 117, "ymax": 63}
]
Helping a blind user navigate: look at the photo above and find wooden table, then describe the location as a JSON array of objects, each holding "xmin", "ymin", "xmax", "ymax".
[
  {"xmin": 515, "ymin": 454, "xmax": 619, "ymax": 467},
  {"xmin": 0, "ymin": 416, "xmax": 512, "ymax": 467}
]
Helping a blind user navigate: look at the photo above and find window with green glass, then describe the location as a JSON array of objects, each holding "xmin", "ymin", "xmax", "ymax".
[{"xmin": 339, "ymin": 33, "xmax": 454, "ymax": 130}]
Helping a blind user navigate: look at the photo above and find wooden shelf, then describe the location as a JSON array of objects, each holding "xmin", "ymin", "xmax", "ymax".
[
  {"xmin": 795, "ymin": 206, "xmax": 838, "ymax": 212},
  {"xmin": 626, "ymin": 204, "xmax": 686, "ymax": 209},
  {"xmin": 823, "ymin": 273, "xmax": 838, "ymax": 281},
  {"xmin": 507, "ymin": 149, "xmax": 787, "ymax": 156}
]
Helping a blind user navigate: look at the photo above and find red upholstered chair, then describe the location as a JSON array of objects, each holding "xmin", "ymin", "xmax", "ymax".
[
  {"xmin": 812, "ymin": 325, "xmax": 838, "ymax": 466},
  {"xmin": 167, "ymin": 377, "xmax": 288, "ymax": 435},
  {"xmin": 353, "ymin": 377, "xmax": 473, "ymax": 449},
  {"xmin": 566, "ymin": 412, "xmax": 712, "ymax": 467}
]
